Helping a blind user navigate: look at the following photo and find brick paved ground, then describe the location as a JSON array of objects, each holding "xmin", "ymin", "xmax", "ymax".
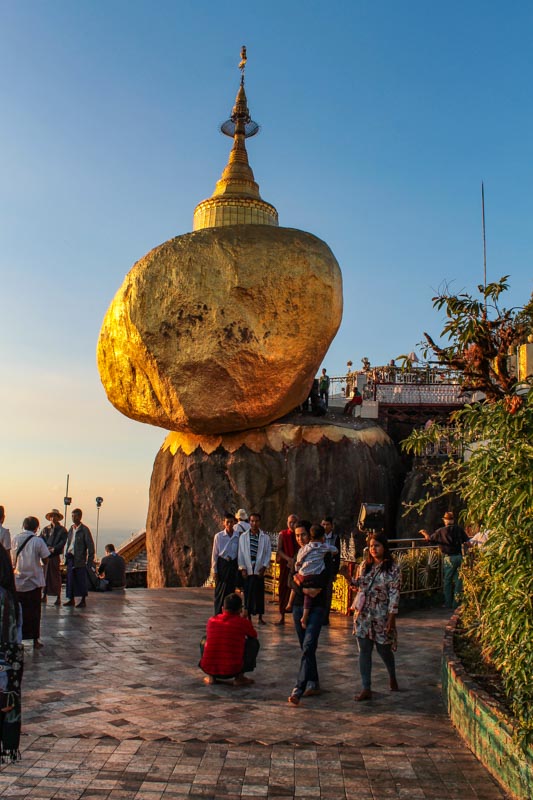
[{"xmin": 0, "ymin": 588, "xmax": 507, "ymax": 799}]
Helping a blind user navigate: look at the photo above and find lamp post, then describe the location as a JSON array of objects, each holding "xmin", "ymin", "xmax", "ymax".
[
  {"xmin": 95, "ymin": 497, "xmax": 104, "ymax": 557},
  {"xmin": 63, "ymin": 474, "xmax": 72, "ymax": 524}
]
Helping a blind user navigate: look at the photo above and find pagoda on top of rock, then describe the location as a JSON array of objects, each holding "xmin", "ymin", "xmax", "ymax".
[
  {"xmin": 193, "ymin": 47, "xmax": 278, "ymax": 230},
  {"xmin": 97, "ymin": 47, "xmax": 343, "ymax": 436}
]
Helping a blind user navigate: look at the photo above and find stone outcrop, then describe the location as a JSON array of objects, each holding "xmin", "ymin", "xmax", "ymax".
[
  {"xmin": 146, "ymin": 419, "xmax": 402, "ymax": 587},
  {"xmin": 97, "ymin": 225, "xmax": 342, "ymax": 435},
  {"xmin": 395, "ymin": 462, "xmax": 465, "ymax": 538}
]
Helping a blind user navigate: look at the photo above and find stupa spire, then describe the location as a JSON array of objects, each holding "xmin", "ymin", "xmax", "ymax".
[{"xmin": 193, "ymin": 46, "xmax": 278, "ymax": 230}]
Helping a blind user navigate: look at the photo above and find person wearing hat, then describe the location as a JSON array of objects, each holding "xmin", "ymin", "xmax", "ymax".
[
  {"xmin": 233, "ymin": 509, "xmax": 250, "ymax": 536},
  {"xmin": 40, "ymin": 509, "xmax": 68, "ymax": 605},
  {"xmin": 420, "ymin": 512, "xmax": 469, "ymax": 609},
  {"xmin": 232, "ymin": 510, "xmax": 250, "ymax": 595}
]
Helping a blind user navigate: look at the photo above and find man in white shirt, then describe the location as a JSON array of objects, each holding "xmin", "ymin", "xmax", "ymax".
[
  {"xmin": 11, "ymin": 516, "xmax": 50, "ymax": 648},
  {"xmin": 0, "ymin": 505, "xmax": 11, "ymax": 552},
  {"xmin": 211, "ymin": 512, "xmax": 239, "ymax": 615},
  {"xmin": 238, "ymin": 512, "xmax": 271, "ymax": 625}
]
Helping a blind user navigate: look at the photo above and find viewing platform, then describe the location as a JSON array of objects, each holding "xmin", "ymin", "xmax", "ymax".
[
  {"xmin": 8, "ymin": 588, "xmax": 507, "ymax": 799},
  {"xmin": 326, "ymin": 365, "xmax": 475, "ymax": 442}
]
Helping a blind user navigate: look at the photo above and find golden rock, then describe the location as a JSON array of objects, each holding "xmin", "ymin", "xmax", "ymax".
[
  {"xmin": 97, "ymin": 49, "xmax": 343, "ymax": 435},
  {"xmin": 97, "ymin": 224, "xmax": 342, "ymax": 435}
]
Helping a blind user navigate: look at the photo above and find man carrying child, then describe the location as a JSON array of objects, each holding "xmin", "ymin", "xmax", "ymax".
[
  {"xmin": 286, "ymin": 523, "xmax": 338, "ymax": 628},
  {"xmin": 287, "ymin": 521, "xmax": 334, "ymax": 705}
]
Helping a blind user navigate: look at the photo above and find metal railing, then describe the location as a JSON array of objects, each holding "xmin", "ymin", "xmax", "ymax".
[{"xmin": 328, "ymin": 365, "xmax": 466, "ymax": 406}]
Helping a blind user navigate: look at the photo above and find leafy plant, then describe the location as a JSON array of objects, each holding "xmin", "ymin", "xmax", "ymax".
[
  {"xmin": 420, "ymin": 276, "xmax": 532, "ymax": 400},
  {"xmin": 402, "ymin": 280, "xmax": 533, "ymax": 746}
]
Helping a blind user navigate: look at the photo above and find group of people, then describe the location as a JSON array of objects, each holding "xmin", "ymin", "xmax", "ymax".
[
  {"xmin": 0, "ymin": 504, "xmax": 127, "ymax": 760},
  {"xmin": 0, "ymin": 505, "xmax": 127, "ymax": 646},
  {"xmin": 211, "ymin": 509, "xmax": 271, "ymax": 623},
  {"xmin": 202, "ymin": 512, "xmax": 401, "ymax": 706}
]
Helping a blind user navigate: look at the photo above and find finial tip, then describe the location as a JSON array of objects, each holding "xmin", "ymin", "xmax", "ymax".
[{"xmin": 239, "ymin": 45, "xmax": 247, "ymax": 73}]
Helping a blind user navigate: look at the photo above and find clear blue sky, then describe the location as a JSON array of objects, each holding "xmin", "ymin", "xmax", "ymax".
[{"xmin": 1, "ymin": 1, "xmax": 531, "ymax": 545}]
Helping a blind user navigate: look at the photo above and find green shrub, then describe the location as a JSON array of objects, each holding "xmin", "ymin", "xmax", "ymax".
[{"xmin": 402, "ymin": 279, "xmax": 533, "ymax": 746}]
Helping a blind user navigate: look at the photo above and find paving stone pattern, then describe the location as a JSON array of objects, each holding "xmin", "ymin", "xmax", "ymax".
[{"xmin": 2, "ymin": 588, "xmax": 507, "ymax": 799}]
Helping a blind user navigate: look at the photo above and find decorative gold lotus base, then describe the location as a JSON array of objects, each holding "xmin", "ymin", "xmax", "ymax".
[{"xmin": 162, "ymin": 420, "xmax": 391, "ymax": 456}]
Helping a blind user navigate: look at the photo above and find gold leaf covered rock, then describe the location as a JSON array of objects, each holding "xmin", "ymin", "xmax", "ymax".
[
  {"xmin": 97, "ymin": 48, "xmax": 343, "ymax": 435},
  {"xmin": 97, "ymin": 224, "xmax": 342, "ymax": 434}
]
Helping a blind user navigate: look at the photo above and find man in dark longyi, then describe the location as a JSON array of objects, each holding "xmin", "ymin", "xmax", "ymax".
[
  {"xmin": 40, "ymin": 508, "xmax": 68, "ymax": 605},
  {"xmin": 211, "ymin": 512, "xmax": 239, "ymax": 616},
  {"xmin": 64, "ymin": 509, "xmax": 95, "ymax": 609}
]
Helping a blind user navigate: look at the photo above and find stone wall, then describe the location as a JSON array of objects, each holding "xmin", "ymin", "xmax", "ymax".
[{"xmin": 442, "ymin": 614, "xmax": 533, "ymax": 800}]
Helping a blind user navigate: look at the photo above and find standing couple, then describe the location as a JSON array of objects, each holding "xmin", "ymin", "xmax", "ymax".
[{"xmin": 211, "ymin": 510, "xmax": 271, "ymax": 624}]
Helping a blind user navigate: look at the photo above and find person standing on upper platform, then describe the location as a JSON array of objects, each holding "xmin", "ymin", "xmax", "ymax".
[
  {"xmin": 318, "ymin": 368, "xmax": 330, "ymax": 408},
  {"xmin": 233, "ymin": 509, "xmax": 250, "ymax": 536}
]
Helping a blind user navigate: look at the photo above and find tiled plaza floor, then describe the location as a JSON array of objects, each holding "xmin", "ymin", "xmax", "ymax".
[{"xmin": 1, "ymin": 588, "xmax": 507, "ymax": 799}]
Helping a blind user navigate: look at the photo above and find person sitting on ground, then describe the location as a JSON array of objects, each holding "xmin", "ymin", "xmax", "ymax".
[
  {"xmin": 97, "ymin": 544, "xmax": 126, "ymax": 590},
  {"xmin": 199, "ymin": 593, "xmax": 259, "ymax": 687},
  {"xmin": 285, "ymin": 524, "xmax": 338, "ymax": 628},
  {"xmin": 309, "ymin": 379, "xmax": 327, "ymax": 416}
]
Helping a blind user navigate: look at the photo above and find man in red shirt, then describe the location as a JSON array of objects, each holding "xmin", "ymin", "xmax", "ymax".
[
  {"xmin": 275, "ymin": 513, "xmax": 299, "ymax": 625},
  {"xmin": 199, "ymin": 593, "xmax": 260, "ymax": 686}
]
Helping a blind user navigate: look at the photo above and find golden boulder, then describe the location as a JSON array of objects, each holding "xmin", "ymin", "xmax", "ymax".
[{"xmin": 97, "ymin": 224, "xmax": 342, "ymax": 435}]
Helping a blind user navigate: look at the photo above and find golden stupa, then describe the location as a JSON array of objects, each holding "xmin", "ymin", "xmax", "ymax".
[{"xmin": 97, "ymin": 48, "xmax": 343, "ymax": 435}]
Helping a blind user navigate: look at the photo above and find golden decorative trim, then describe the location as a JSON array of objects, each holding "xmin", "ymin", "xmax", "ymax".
[{"xmin": 162, "ymin": 423, "xmax": 390, "ymax": 456}]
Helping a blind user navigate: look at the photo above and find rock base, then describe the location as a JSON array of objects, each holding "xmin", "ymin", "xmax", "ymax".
[{"xmin": 146, "ymin": 418, "xmax": 402, "ymax": 587}]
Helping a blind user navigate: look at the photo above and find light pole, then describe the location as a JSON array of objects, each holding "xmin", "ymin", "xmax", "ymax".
[
  {"xmin": 95, "ymin": 497, "xmax": 104, "ymax": 557},
  {"xmin": 63, "ymin": 474, "xmax": 72, "ymax": 525}
]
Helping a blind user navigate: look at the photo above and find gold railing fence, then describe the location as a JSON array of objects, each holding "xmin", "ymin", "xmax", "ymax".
[{"xmin": 265, "ymin": 536, "xmax": 443, "ymax": 615}]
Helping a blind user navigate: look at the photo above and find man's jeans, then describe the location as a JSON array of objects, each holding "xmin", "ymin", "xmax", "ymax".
[
  {"xmin": 443, "ymin": 553, "xmax": 463, "ymax": 608},
  {"xmin": 292, "ymin": 605, "xmax": 325, "ymax": 697}
]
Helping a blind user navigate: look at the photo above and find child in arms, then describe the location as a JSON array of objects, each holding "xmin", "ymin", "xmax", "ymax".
[{"xmin": 286, "ymin": 524, "xmax": 338, "ymax": 628}]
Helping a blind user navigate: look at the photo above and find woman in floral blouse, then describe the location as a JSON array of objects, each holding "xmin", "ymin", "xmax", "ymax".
[{"xmin": 352, "ymin": 533, "xmax": 400, "ymax": 701}]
